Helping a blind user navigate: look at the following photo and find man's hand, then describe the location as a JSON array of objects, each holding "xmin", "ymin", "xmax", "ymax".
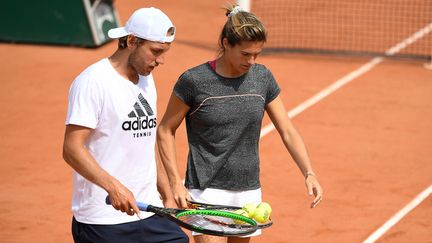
[{"xmin": 107, "ymin": 179, "xmax": 141, "ymax": 218}]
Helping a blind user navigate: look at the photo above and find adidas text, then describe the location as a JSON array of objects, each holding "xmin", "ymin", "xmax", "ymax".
[{"xmin": 122, "ymin": 117, "xmax": 157, "ymax": 131}]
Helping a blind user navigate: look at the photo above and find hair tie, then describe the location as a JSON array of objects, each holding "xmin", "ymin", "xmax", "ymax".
[{"xmin": 228, "ymin": 6, "xmax": 244, "ymax": 17}]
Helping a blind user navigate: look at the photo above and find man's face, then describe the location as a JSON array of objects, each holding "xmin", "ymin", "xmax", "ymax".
[{"xmin": 129, "ymin": 38, "xmax": 171, "ymax": 76}]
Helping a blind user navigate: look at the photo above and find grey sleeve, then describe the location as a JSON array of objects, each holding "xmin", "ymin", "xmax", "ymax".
[
  {"xmin": 264, "ymin": 68, "xmax": 281, "ymax": 104},
  {"xmin": 173, "ymin": 71, "xmax": 195, "ymax": 106}
]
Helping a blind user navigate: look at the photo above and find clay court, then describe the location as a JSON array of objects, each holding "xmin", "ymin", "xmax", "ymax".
[{"xmin": 0, "ymin": 0, "xmax": 431, "ymax": 242}]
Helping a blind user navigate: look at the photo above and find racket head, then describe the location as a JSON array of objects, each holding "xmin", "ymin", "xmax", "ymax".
[
  {"xmin": 106, "ymin": 197, "xmax": 259, "ymax": 236},
  {"xmin": 187, "ymin": 200, "xmax": 240, "ymax": 211},
  {"xmin": 187, "ymin": 200, "xmax": 274, "ymax": 229},
  {"xmin": 140, "ymin": 203, "xmax": 258, "ymax": 236},
  {"xmin": 174, "ymin": 209, "xmax": 258, "ymax": 236}
]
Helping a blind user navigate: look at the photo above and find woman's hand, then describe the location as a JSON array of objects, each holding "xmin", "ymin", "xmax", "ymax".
[{"xmin": 305, "ymin": 173, "xmax": 323, "ymax": 208}]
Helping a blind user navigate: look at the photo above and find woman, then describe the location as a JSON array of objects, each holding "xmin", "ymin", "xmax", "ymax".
[{"xmin": 157, "ymin": 5, "xmax": 323, "ymax": 243}]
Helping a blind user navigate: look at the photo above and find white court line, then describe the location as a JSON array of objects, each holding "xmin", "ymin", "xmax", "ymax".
[
  {"xmin": 363, "ymin": 185, "xmax": 432, "ymax": 243},
  {"xmin": 259, "ymin": 22, "xmax": 432, "ymax": 241},
  {"xmin": 260, "ymin": 21, "xmax": 432, "ymax": 138},
  {"xmin": 260, "ymin": 56, "xmax": 383, "ymax": 138}
]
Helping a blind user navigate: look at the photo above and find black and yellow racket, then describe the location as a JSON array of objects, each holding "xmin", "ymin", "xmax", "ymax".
[
  {"xmin": 187, "ymin": 200, "xmax": 274, "ymax": 229},
  {"xmin": 106, "ymin": 197, "xmax": 258, "ymax": 236}
]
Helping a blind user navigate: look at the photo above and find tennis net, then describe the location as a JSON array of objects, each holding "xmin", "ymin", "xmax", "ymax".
[{"xmin": 244, "ymin": 0, "xmax": 432, "ymax": 59}]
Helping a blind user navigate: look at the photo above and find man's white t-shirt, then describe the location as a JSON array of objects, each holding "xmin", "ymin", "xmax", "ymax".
[{"xmin": 66, "ymin": 58, "xmax": 163, "ymax": 224}]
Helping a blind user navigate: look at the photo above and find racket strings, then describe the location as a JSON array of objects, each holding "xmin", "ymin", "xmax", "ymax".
[
  {"xmin": 177, "ymin": 214, "xmax": 252, "ymax": 233},
  {"xmin": 187, "ymin": 204, "xmax": 274, "ymax": 229},
  {"xmin": 191, "ymin": 206, "xmax": 273, "ymax": 229}
]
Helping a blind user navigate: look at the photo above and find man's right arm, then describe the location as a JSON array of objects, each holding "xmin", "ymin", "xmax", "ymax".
[{"xmin": 62, "ymin": 124, "xmax": 140, "ymax": 216}]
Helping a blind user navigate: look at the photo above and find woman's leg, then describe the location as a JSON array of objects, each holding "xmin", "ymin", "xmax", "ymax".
[
  {"xmin": 227, "ymin": 236, "xmax": 251, "ymax": 243},
  {"xmin": 194, "ymin": 235, "xmax": 227, "ymax": 243}
]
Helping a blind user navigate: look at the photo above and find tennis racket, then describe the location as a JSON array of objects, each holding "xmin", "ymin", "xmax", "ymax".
[
  {"xmin": 187, "ymin": 200, "xmax": 274, "ymax": 229},
  {"xmin": 105, "ymin": 197, "xmax": 258, "ymax": 236}
]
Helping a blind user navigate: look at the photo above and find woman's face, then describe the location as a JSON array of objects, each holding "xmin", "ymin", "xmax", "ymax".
[{"xmin": 224, "ymin": 39, "xmax": 264, "ymax": 75}]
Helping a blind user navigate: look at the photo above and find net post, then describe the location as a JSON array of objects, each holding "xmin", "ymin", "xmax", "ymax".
[
  {"xmin": 424, "ymin": 59, "xmax": 432, "ymax": 70},
  {"xmin": 237, "ymin": 0, "xmax": 250, "ymax": 12},
  {"xmin": 425, "ymin": 52, "xmax": 432, "ymax": 70}
]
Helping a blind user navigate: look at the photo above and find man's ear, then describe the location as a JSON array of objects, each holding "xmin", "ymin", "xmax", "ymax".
[{"xmin": 127, "ymin": 35, "xmax": 138, "ymax": 49}]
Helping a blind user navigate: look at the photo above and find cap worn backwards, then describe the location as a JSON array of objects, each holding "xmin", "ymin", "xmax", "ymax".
[{"xmin": 108, "ymin": 7, "xmax": 175, "ymax": 43}]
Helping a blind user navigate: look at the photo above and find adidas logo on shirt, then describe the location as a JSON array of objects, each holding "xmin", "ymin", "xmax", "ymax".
[{"xmin": 122, "ymin": 94, "xmax": 157, "ymax": 137}]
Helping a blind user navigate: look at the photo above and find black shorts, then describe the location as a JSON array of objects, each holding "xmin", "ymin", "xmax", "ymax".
[{"xmin": 72, "ymin": 215, "xmax": 189, "ymax": 243}]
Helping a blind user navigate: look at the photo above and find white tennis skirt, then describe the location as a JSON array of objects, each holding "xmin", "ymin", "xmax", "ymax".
[{"xmin": 188, "ymin": 188, "xmax": 262, "ymax": 237}]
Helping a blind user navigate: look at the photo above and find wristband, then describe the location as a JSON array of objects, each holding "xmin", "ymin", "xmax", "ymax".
[{"xmin": 305, "ymin": 171, "xmax": 316, "ymax": 178}]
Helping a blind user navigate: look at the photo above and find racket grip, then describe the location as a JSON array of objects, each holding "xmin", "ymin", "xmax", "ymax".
[
  {"xmin": 105, "ymin": 196, "xmax": 149, "ymax": 212},
  {"xmin": 136, "ymin": 202, "xmax": 149, "ymax": 211}
]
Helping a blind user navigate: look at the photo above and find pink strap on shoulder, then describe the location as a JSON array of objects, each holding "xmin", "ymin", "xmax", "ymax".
[{"xmin": 208, "ymin": 60, "xmax": 216, "ymax": 71}]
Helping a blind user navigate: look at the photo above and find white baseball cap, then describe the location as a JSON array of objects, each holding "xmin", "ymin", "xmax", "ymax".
[{"xmin": 108, "ymin": 7, "xmax": 175, "ymax": 43}]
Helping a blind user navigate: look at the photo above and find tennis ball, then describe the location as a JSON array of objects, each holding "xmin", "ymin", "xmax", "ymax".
[
  {"xmin": 253, "ymin": 202, "xmax": 272, "ymax": 223},
  {"xmin": 233, "ymin": 209, "xmax": 249, "ymax": 224},
  {"xmin": 242, "ymin": 203, "xmax": 257, "ymax": 217}
]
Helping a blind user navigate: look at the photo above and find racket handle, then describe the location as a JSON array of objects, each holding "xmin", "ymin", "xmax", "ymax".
[
  {"xmin": 136, "ymin": 202, "xmax": 149, "ymax": 211},
  {"xmin": 105, "ymin": 196, "xmax": 150, "ymax": 212}
]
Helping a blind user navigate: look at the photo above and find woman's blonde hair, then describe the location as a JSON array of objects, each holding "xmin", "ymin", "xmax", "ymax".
[{"xmin": 218, "ymin": 5, "xmax": 267, "ymax": 55}]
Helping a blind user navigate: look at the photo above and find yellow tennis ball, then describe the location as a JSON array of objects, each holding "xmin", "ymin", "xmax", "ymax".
[
  {"xmin": 233, "ymin": 209, "xmax": 249, "ymax": 224},
  {"xmin": 253, "ymin": 202, "xmax": 272, "ymax": 223},
  {"xmin": 242, "ymin": 203, "xmax": 257, "ymax": 217},
  {"xmin": 257, "ymin": 202, "xmax": 272, "ymax": 215}
]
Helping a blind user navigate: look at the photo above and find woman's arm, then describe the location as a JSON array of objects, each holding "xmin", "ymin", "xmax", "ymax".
[
  {"xmin": 265, "ymin": 96, "xmax": 323, "ymax": 208},
  {"xmin": 155, "ymin": 143, "xmax": 177, "ymax": 208},
  {"xmin": 157, "ymin": 93, "xmax": 191, "ymax": 208}
]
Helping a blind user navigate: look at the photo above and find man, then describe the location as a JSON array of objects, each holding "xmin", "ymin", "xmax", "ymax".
[{"xmin": 63, "ymin": 7, "xmax": 188, "ymax": 243}]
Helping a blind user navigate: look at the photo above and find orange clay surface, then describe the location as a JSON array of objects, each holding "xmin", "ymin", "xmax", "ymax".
[{"xmin": 0, "ymin": 1, "xmax": 431, "ymax": 242}]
